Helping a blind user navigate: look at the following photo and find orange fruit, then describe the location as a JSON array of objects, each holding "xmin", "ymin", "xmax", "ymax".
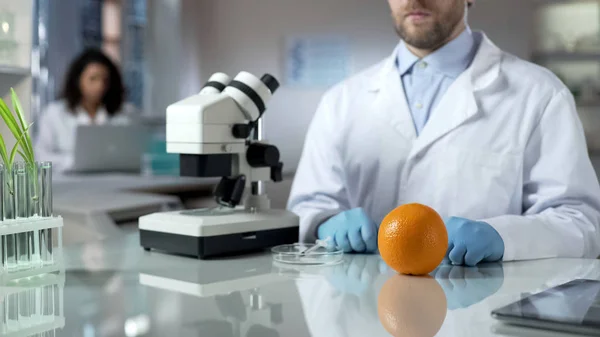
[
  {"xmin": 378, "ymin": 203, "xmax": 448, "ymax": 275},
  {"xmin": 378, "ymin": 274, "xmax": 447, "ymax": 337}
]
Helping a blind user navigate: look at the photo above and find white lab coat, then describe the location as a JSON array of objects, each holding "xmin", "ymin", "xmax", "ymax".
[
  {"xmin": 288, "ymin": 32, "xmax": 600, "ymax": 261},
  {"xmin": 34, "ymin": 100, "xmax": 137, "ymax": 173}
]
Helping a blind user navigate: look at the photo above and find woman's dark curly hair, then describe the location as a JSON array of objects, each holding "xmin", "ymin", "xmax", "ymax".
[{"xmin": 61, "ymin": 48, "xmax": 125, "ymax": 116}]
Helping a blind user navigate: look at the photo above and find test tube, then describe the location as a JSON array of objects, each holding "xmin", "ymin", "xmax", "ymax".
[
  {"xmin": 0, "ymin": 163, "xmax": 4, "ymax": 221},
  {"xmin": 40, "ymin": 162, "xmax": 52, "ymax": 265},
  {"xmin": 3, "ymin": 165, "xmax": 13, "ymax": 220},
  {"xmin": 27, "ymin": 162, "xmax": 39, "ymax": 217},
  {"xmin": 13, "ymin": 162, "xmax": 28, "ymax": 219},
  {"xmin": 3, "ymin": 166, "xmax": 16, "ymax": 271},
  {"xmin": 40, "ymin": 162, "xmax": 51, "ymax": 217},
  {"xmin": 2, "ymin": 235, "xmax": 16, "ymax": 271},
  {"xmin": 28, "ymin": 163, "xmax": 40, "ymax": 266},
  {"xmin": 0, "ymin": 164, "xmax": 4, "ymax": 272},
  {"xmin": 13, "ymin": 162, "xmax": 31, "ymax": 270}
]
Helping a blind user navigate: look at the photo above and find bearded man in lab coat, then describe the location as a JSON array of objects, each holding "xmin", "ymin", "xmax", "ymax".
[{"xmin": 287, "ymin": 0, "xmax": 600, "ymax": 265}]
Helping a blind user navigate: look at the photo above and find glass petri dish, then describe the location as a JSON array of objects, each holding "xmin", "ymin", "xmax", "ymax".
[{"xmin": 271, "ymin": 243, "xmax": 344, "ymax": 265}]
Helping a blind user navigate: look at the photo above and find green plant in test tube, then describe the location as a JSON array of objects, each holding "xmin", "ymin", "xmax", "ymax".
[{"xmin": 0, "ymin": 89, "xmax": 36, "ymax": 210}]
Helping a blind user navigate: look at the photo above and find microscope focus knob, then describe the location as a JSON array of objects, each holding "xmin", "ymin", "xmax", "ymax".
[
  {"xmin": 271, "ymin": 162, "xmax": 284, "ymax": 182},
  {"xmin": 247, "ymin": 144, "xmax": 280, "ymax": 167},
  {"xmin": 232, "ymin": 124, "xmax": 253, "ymax": 139}
]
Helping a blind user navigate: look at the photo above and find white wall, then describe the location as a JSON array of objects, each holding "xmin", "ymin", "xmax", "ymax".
[
  {"xmin": 146, "ymin": 0, "xmax": 535, "ymax": 173},
  {"xmin": 0, "ymin": 0, "xmax": 33, "ymax": 153},
  {"xmin": 469, "ymin": 0, "xmax": 535, "ymax": 60},
  {"xmin": 196, "ymin": 0, "xmax": 398, "ymax": 172}
]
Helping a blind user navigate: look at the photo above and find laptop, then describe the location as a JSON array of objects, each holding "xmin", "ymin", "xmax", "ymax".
[
  {"xmin": 70, "ymin": 125, "xmax": 150, "ymax": 173},
  {"xmin": 492, "ymin": 279, "xmax": 600, "ymax": 336}
]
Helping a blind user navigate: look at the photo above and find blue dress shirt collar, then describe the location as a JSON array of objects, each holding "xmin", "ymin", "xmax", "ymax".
[{"xmin": 397, "ymin": 27, "xmax": 477, "ymax": 79}]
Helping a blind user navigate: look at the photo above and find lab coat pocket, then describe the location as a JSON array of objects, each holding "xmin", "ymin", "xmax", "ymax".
[{"xmin": 442, "ymin": 146, "xmax": 521, "ymax": 219}]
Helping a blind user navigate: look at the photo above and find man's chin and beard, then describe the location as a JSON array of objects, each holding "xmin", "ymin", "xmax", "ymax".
[{"xmin": 395, "ymin": 6, "xmax": 464, "ymax": 51}]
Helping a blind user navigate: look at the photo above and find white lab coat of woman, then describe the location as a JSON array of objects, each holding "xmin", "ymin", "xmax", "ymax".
[
  {"xmin": 34, "ymin": 100, "xmax": 136, "ymax": 173},
  {"xmin": 288, "ymin": 32, "xmax": 600, "ymax": 261}
]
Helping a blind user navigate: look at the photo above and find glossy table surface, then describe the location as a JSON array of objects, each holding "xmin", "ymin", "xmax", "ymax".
[{"xmin": 19, "ymin": 233, "xmax": 600, "ymax": 336}]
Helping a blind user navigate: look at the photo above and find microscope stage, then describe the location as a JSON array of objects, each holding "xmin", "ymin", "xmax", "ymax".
[{"xmin": 139, "ymin": 208, "xmax": 299, "ymax": 258}]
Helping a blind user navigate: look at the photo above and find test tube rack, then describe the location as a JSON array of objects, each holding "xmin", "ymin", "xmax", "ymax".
[
  {"xmin": 0, "ymin": 216, "xmax": 63, "ymax": 283},
  {"xmin": 0, "ymin": 270, "xmax": 65, "ymax": 337},
  {"xmin": 0, "ymin": 161, "xmax": 62, "ymax": 283}
]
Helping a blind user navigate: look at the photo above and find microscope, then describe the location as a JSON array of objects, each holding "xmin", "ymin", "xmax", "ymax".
[{"xmin": 139, "ymin": 72, "xmax": 299, "ymax": 258}]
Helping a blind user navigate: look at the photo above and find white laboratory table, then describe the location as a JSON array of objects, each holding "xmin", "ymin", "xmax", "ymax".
[
  {"xmin": 15, "ymin": 232, "xmax": 597, "ymax": 337},
  {"xmin": 52, "ymin": 174, "xmax": 217, "ymax": 243}
]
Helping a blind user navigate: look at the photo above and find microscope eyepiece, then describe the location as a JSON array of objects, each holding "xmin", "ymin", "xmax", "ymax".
[
  {"xmin": 203, "ymin": 81, "xmax": 226, "ymax": 92},
  {"xmin": 200, "ymin": 72, "xmax": 231, "ymax": 95},
  {"xmin": 260, "ymin": 74, "xmax": 279, "ymax": 94},
  {"xmin": 224, "ymin": 72, "xmax": 280, "ymax": 122}
]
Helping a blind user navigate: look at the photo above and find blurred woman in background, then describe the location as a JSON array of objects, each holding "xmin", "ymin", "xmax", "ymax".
[{"xmin": 34, "ymin": 48, "xmax": 137, "ymax": 172}]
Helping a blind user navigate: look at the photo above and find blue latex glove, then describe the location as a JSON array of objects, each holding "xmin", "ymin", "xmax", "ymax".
[
  {"xmin": 317, "ymin": 208, "xmax": 378, "ymax": 253},
  {"xmin": 445, "ymin": 217, "xmax": 504, "ymax": 266}
]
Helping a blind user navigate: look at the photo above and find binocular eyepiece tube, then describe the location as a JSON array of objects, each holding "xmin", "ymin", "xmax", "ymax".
[{"xmin": 199, "ymin": 71, "xmax": 280, "ymax": 122}]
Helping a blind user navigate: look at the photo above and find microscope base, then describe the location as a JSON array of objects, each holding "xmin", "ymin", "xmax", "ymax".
[{"xmin": 139, "ymin": 208, "xmax": 299, "ymax": 258}]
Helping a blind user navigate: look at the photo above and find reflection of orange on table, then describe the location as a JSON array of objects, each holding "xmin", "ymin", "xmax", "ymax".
[{"xmin": 378, "ymin": 275, "xmax": 447, "ymax": 337}]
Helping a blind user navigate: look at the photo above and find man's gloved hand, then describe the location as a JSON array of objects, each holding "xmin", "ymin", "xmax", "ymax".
[
  {"xmin": 445, "ymin": 217, "xmax": 504, "ymax": 266},
  {"xmin": 317, "ymin": 208, "xmax": 378, "ymax": 253}
]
